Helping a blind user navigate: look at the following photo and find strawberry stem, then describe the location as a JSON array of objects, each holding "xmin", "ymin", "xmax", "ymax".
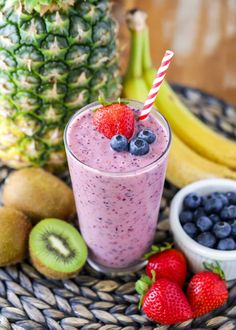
[
  {"xmin": 203, "ymin": 261, "xmax": 225, "ymax": 280},
  {"xmin": 98, "ymin": 97, "xmax": 129, "ymax": 106},
  {"xmin": 144, "ymin": 242, "xmax": 173, "ymax": 259},
  {"xmin": 135, "ymin": 275, "xmax": 153, "ymax": 309}
]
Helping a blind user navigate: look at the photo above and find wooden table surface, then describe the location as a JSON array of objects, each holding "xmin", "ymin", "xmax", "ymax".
[{"xmin": 114, "ymin": 0, "xmax": 236, "ymax": 105}]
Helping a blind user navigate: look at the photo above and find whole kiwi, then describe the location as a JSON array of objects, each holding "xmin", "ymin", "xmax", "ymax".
[
  {"xmin": 0, "ymin": 207, "xmax": 32, "ymax": 266},
  {"xmin": 3, "ymin": 168, "xmax": 76, "ymax": 224}
]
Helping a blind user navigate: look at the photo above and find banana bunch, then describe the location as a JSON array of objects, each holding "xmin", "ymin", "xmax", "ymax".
[{"xmin": 122, "ymin": 10, "xmax": 236, "ymax": 188}]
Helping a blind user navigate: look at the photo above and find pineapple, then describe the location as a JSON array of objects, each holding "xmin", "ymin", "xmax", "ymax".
[{"xmin": 0, "ymin": 0, "xmax": 121, "ymax": 170}]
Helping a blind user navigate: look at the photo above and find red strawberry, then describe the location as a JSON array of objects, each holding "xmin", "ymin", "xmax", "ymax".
[
  {"xmin": 145, "ymin": 244, "xmax": 187, "ymax": 287},
  {"xmin": 187, "ymin": 263, "xmax": 228, "ymax": 317},
  {"xmin": 136, "ymin": 276, "xmax": 192, "ymax": 325},
  {"xmin": 93, "ymin": 103, "xmax": 135, "ymax": 139}
]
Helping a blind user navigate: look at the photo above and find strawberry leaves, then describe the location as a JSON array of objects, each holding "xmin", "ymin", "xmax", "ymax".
[{"xmin": 98, "ymin": 97, "xmax": 129, "ymax": 106}]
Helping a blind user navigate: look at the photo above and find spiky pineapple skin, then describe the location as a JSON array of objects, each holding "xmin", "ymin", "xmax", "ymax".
[{"xmin": 0, "ymin": 0, "xmax": 121, "ymax": 170}]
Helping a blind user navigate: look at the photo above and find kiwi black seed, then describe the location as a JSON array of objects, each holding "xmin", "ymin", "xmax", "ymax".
[
  {"xmin": 29, "ymin": 218, "xmax": 88, "ymax": 279},
  {"xmin": 0, "ymin": 207, "xmax": 32, "ymax": 266}
]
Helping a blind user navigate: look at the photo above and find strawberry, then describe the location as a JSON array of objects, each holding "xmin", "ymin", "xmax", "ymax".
[
  {"xmin": 136, "ymin": 275, "xmax": 192, "ymax": 325},
  {"xmin": 145, "ymin": 243, "xmax": 187, "ymax": 287},
  {"xmin": 187, "ymin": 262, "xmax": 228, "ymax": 317},
  {"xmin": 93, "ymin": 102, "xmax": 135, "ymax": 139}
]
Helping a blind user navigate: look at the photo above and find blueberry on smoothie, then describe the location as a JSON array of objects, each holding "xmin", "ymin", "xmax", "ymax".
[
  {"xmin": 110, "ymin": 134, "xmax": 128, "ymax": 152},
  {"xmin": 129, "ymin": 137, "xmax": 149, "ymax": 156},
  {"xmin": 137, "ymin": 129, "xmax": 156, "ymax": 144}
]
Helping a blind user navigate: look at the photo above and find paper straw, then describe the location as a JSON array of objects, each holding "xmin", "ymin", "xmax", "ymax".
[{"xmin": 139, "ymin": 50, "xmax": 174, "ymax": 121}]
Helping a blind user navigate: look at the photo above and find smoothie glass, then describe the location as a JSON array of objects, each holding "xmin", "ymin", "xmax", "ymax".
[{"xmin": 64, "ymin": 100, "xmax": 171, "ymax": 273}]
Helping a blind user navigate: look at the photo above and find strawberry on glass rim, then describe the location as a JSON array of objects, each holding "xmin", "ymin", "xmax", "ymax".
[{"xmin": 93, "ymin": 98, "xmax": 135, "ymax": 139}]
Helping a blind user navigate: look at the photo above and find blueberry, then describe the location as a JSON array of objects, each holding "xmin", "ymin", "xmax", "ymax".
[
  {"xmin": 129, "ymin": 137, "xmax": 149, "ymax": 156},
  {"xmin": 197, "ymin": 232, "xmax": 216, "ymax": 248},
  {"xmin": 179, "ymin": 211, "xmax": 193, "ymax": 224},
  {"xmin": 204, "ymin": 197, "xmax": 223, "ymax": 214},
  {"xmin": 196, "ymin": 216, "xmax": 213, "ymax": 232},
  {"xmin": 209, "ymin": 214, "xmax": 221, "ymax": 224},
  {"xmin": 193, "ymin": 207, "xmax": 206, "ymax": 221},
  {"xmin": 217, "ymin": 238, "xmax": 236, "ymax": 250},
  {"xmin": 221, "ymin": 205, "xmax": 236, "ymax": 220},
  {"xmin": 183, "ymin": 223, "xmax": 198, "ymax": 238},
  {"xmin": 212, "ymin": 192, "xmax": 229, "ymax": 206},
  {"xmin": 201, "ymin": 196, "xmax": 209, "ymax": 206},
  {"xmin": 110, "ymin": 134, "xmax": 128, "ymax": 152},
  {"xmin": 183, "ymin": 193, "xmax": 202, "ymax": 210},
  {"xmin": 137, "ymin": 129, "xmax": 156, "ymax": 144},
  {"xmin": 226, "ymin": 191, "xmax": 236, "ymax": 205},
  {"xmin": 213, "ymin": 222, "xmax": 231, "ymax": 239},
  {"xmin": 229, "ymin": 219, "xmax": 236, "ymax": 236}
]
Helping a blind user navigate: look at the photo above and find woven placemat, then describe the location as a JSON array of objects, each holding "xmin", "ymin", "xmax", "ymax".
[{"xmin": 0, "ymin": 85, "xmax": 236, "ymax": 330}]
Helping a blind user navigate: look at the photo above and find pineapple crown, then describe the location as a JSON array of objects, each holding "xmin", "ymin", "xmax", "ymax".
[{"xmin": 9, "ymin": 0, "xmax": 76, "ymax": 14}]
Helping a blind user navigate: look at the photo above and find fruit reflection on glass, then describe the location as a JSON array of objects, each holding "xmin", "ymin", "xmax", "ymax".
[{"xmin": 0, "ymin": 0, "xmax": 121, "ymax": 170}]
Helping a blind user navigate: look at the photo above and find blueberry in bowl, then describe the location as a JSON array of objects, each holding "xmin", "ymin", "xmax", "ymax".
[{"xmin": 170, "ymin": 179, "xmax": 236, "ymax": 281}]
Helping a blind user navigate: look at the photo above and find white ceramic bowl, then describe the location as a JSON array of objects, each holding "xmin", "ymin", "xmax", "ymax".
[{"xmin": 170, "ymin": 178, "xmax": 236, "ymax": 281}]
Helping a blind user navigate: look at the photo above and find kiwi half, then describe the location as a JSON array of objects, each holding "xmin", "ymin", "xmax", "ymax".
[
  {"xmin": 0, "ymin": 207, "xmax": 32, "ymax": 266},
  {"xmin": 29, "ymin": 218, "xmax": 88, "ymax": 279}
]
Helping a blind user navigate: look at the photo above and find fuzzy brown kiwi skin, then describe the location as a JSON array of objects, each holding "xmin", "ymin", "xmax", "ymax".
[
  {"xmin": 3, "ymin": 168, "xmax": 76, "ymax": 224},
  {"xmin": 30, "ymin": 253, "xmax": 82, "ymax": 280},
  {"xmin": 0, "ymin": 207, "xmax": 32, "ymax": 266}
]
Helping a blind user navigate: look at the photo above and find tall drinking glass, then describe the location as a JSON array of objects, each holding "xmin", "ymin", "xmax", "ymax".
[{"xmin": 64, "ymin": 100, "xmax": 171, "ymax": 273}]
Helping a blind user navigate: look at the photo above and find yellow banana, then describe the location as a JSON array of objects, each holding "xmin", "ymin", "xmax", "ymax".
[
  {"xmin": 122, "ymin": 9, "xmax": 236, "ymax": 187},
  {"xmin": 167, "ymin": 134, "xmax": 236, "ymax": 188},
  {"xmin": 141, "ymin": 21, "xmax": 236, "ymax": 169}
]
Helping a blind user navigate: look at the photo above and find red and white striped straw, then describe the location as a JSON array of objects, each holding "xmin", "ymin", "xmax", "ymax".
[{"xmin": 139, "ymin": 50, "xmax": 174, "ymax": 121}]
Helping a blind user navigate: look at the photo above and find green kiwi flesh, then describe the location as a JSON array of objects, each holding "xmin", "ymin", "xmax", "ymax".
[
  {"xmin": 0, "ymin": 207, "xmax": 32, "ymax": 266},
  {"xmin": 29, "ymin": 218, "xmax": 88, "ymax": 279}
]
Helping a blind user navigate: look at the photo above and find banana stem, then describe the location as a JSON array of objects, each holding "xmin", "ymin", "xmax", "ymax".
[
  {"xmin": 142, "ymin": 26, "xmax": 153, "ymax": 71},
  {"xmin": 125, "ymin": 9, "xmax": 147, "ymax": 79},
  {"xmin": 125, "ymin": 30, "xmax": 143, "ymax": 78}
]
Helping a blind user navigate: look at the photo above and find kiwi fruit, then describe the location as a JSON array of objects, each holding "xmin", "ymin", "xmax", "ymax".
[
  {"xmin": 29, "ymin": 218, "xmax": 88, "ymax": 279},
  {"xmin": 0, "ymin": 207, "xmax": 32, "ymax": 266},
  {"xmin": 3, "ymin": 168, "xmax": 76, "ymax": 224}
]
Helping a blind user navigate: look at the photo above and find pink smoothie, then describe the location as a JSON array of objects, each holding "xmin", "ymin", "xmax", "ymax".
[{"xmin": 65, "ymin": 101, "xmax": 171, "ymax": 270}]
